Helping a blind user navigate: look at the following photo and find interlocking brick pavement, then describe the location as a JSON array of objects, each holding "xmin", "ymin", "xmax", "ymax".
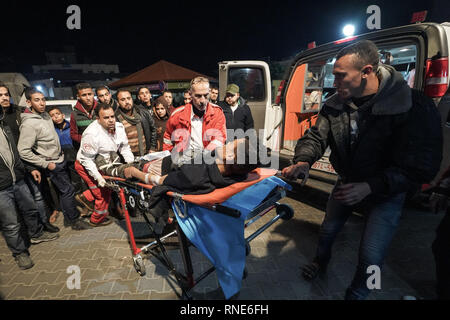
[{"xmin": 0, "ymin": 179, "xmax": 443, "ymax": 300}]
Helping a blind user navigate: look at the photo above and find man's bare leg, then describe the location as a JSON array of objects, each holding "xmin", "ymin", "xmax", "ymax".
[{"xmin": 123, "ymin": 166, "xmax": 166, "ymax": 185}]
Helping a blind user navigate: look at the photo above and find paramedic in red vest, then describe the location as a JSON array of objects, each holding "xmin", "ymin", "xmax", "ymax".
[
  {"xmin": 70, "ymin": 83, "xmax": 98, "ymax": 151},
  {"xmin": 163, "ymin": 77, "xmax": 227, "ymax": 162}
]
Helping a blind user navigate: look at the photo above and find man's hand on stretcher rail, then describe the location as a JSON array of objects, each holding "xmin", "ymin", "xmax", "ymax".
[{"xmin": 280, "ymin": 161, "xmax": 309, "ymax": 187}]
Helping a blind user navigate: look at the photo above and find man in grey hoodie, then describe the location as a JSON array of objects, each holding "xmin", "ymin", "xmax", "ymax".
[
  {"xmin": 18, "ymin": 88, "xmax": 92, "ymax": 230},
  {"xmin": 282, "ymin": 40, "xmax": 441, "ymax": 299},
  {"xmin": 0, "ymin": 106, "xmax": 59, "ymax": 270}
]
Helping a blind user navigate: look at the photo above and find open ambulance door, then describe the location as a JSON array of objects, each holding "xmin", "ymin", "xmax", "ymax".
[
  {"xmin": 218, "ymin": 61, "xmax": 272, "ymax": 144},
  {"xmin": 281, "ymin": 61, "xmax": 337, "ymax": 174}
]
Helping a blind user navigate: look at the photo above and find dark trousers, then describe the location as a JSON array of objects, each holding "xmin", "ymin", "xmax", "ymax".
[
  {"xmin": 0, "ymin": 179, "xmax": 43, "ymax": 256},
  {"xmin": 46, "ymin": 160, "xmax": 79, "ymax": 222},
  {"xmin": 432, "ymin": 210, "xmax": 450, "ymax": 300},
  {"xmin": 24, "ymin": 172, "xmax": 51, "ymax": 224}
]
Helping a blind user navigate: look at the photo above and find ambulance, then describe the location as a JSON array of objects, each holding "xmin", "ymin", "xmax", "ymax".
[{"xmin": 218, "ymin": 21, "xmax": 450, "ymax": 184}]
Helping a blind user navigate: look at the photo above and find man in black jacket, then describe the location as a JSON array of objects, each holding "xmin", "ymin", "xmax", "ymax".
[
  {"xmin": 219, "ymin": 84, "xmax": 254, "ymax": 136},
  {"xmin": 0, "ymin": 106, "xmax": 59, "ymax": 270},
  {"xmin": 96, "ymin": 86, "xmax": 118, "ymax": 111},
  {"xmin": 0, "ymin": 83, "xmax": 60, "ymax": 233},
  {"xmin": 282, "ymin": 40, "xmax": 442, "ymax": 300},
  {"xmin": 115, "ymin": 89, "xmax": 157, "ymax": 156}
]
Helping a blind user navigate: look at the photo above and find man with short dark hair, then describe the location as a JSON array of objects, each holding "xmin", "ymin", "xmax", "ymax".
[
  {"xmin": 0, "ymin": 102, "xmax": 59, "ymax": 270},
  {"xmin": 18, "ymin": 88, "xmax": 92, "ymax": 230},
  {"xmin": 218, "ymin": 84, "xmax": 254, "ymax": 133},
  {"xmin": 76, "ymin": 103, "xmax": 134, "ymax": 227},
  {"xmin": 70, "ymin": 83, "xmax": 98, "ymax": 150},
  {"xmin": 210, "ymin": 86, "xmax": 219, "ymax": 104},
  {"xmin": 136, "ymin": 87, "xmax": 153, "ymax": 114},
  {"xmin": 282, "ymin": 40, "xmax": 442, "ymax": 300},
  {"xmin": 116, "ymin": 89, "xmax": 157, "ymax": 156},
  {"xmin": 0, "ymin": 83, "xmax": 22, "ymax": 144},
  {"xmin": 1, "ymin": 83, "xmax": 60, "ymax": 232},
  {"xmin": 96, "ymin": 86, "xmax": 118, "ymax": 111}
]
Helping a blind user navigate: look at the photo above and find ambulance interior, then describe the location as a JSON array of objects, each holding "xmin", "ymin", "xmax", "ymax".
[{"xmin": 282, "ymin": 43, "xmax": 417, "ymax": 152}]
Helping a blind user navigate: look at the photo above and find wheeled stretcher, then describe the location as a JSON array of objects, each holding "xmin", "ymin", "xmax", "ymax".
[{"xmin": 103, "ymin": 168, "xmax": 293, "ymax": 299}]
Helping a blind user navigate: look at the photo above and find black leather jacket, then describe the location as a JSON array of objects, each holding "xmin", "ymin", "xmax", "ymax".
[{"xmin": 293, "ymin": 65, "xmax": 442, "ymax": 196}]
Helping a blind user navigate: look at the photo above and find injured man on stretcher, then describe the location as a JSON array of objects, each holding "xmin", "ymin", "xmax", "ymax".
[
  {"xmin": 96, "ymin": 136, "xmax": 258, "ymax": 190},
  {"xmin": 96, "ymin": 137, "xmax": 259, "ymax": 234}
]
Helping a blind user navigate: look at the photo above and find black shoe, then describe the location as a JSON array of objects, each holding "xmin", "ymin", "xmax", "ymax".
[
  {"xmin": 43, "ymin": 222, "xmax": 60, "ymax": 233},
  {"xmin": 70, "ymin": 218, "xmax": 93, "ymax": 230},
  {"xmin": 30, "ymin": 231, "xmax": 59, "ymax": 244}
]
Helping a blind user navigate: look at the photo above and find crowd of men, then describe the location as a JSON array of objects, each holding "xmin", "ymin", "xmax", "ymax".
[
  {"xmin": 0, "ymin": 76, "xmax": 254, "ymax": 270},
  {"xmin": 0, "ymin": 39, "xmax": 448, "ymax": 300}
]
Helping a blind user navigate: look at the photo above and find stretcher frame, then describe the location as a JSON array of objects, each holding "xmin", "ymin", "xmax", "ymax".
[{"xmin": 103, "ymin": 174, "xmax": 294, "ymax": 300}]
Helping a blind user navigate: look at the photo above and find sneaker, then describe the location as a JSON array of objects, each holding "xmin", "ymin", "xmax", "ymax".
[
  {"xmin": 30, "ymin": 231, "xmax": 60, "ymax": 244},
  {"xmin": 70, "ymin": 217, "xmax": 93, "ymax": 230},
  {"xmin": 89, "ymin": 216, "xmax": 113, "ymax": 227},
  {"xmin": 43, "ymin": 222, "xmax": 60, "ymax": 233},
  {"xmin": 75, "ymin": 193, "xmax": 94, "ymax": 211},
  {"xmin": 15, "ymin": 252, "xmax": 34, "ymax": 270}
]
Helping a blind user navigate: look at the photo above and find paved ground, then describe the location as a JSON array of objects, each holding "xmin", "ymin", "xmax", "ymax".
[{"xmin": 0, "ymin": 179, "xmax": 443, "ymax": 300}]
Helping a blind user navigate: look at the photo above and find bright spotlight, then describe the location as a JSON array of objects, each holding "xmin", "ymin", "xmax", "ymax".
[
  {"xmin": 343, "ymin": 24, "xmax": 355, "ymax": 37},
  {"xmin": 36, "ymin": 85, "xmax": 43, "ymax": 91}
]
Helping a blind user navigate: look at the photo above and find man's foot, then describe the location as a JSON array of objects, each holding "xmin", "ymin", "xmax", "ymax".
[
  {"xmin": 301, "ymin": 262, "xmax": 326, "ymax": 280},
  {"xmin": 15, "ymin": 252, "xmax": 34, "ymax": 270},
  {"xmin": 30, "ymin": 231, "xmax": 59, "ymax": 244},
  {"xmin": 75, "ymin": 193, "xmax": 94, "ymax": 211},
  {"xmin": 49, "ymin": 210, "xmax": 61, "ymax": 223},
  {"xmin": 70, "ymin": 217, "xmax": 93, "ymax": 230},
  {"xmin": 89, "ymin": 217, "xmax": 113, "ymax": 227},
  {"xmin": 43, "ymin": 222, "xmax": 60, "ymax": 233}
]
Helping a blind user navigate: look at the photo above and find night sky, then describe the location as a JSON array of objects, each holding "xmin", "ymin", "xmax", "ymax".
[{"xmin": 1, "ymin": 0, "xmax": 449, "ymax": 77}]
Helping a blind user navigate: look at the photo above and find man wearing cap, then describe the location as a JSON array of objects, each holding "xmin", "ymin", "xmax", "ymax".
[{"xmin": 219, "ymin": 84, "xmax": 254, "ymax": 135}]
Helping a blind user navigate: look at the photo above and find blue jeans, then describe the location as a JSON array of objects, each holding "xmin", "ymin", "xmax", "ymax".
[
  {"xmin": 314, "ymin": 184, "xmax": 406, "ymax": 300},
  {"xmin": 0, "ymin": 179, "xmax": 43, "ymax": 256},
  {"xmin": 46, "ymin": 160, "xmax": 80, "ymax": 222}
]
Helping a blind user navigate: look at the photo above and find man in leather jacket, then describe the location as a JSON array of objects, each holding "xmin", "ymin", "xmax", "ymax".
[{"xmin": 282, "ymin": 40, "xmax": 442, "ymax": 300}]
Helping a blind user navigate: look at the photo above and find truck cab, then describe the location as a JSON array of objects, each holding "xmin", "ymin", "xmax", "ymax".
[{"xmin": 219, "ymin": 22, "xmax": 450, "ymax": 183}]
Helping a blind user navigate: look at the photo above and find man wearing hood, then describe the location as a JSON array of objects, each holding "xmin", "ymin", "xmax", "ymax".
[
  {"xmin": 18, "ymin": 88, "xmax": 92, "ymax": 231},
  {"xmin": 0, "ymin": 102, "xmax": 59, "ymax": 270},
  {"xmin": 218, "ymin": 83, "xmax": 254, "ymax": 136},
  {"xmin": 282, "ymin": 40, "xmax": 441, "ymax": 300},
  {"xmin": 70, "ymin": 83, "xmax": 98, "ymax": 151}
]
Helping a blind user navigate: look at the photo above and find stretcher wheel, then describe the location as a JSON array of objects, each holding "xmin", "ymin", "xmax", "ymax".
[
  {"xmin": 133, "ymin": 256, "xmax": 146, "ymax": 276},
  {"xmin": 277, "ymin": 203, "xmax": 294, "ymax": 221}
]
